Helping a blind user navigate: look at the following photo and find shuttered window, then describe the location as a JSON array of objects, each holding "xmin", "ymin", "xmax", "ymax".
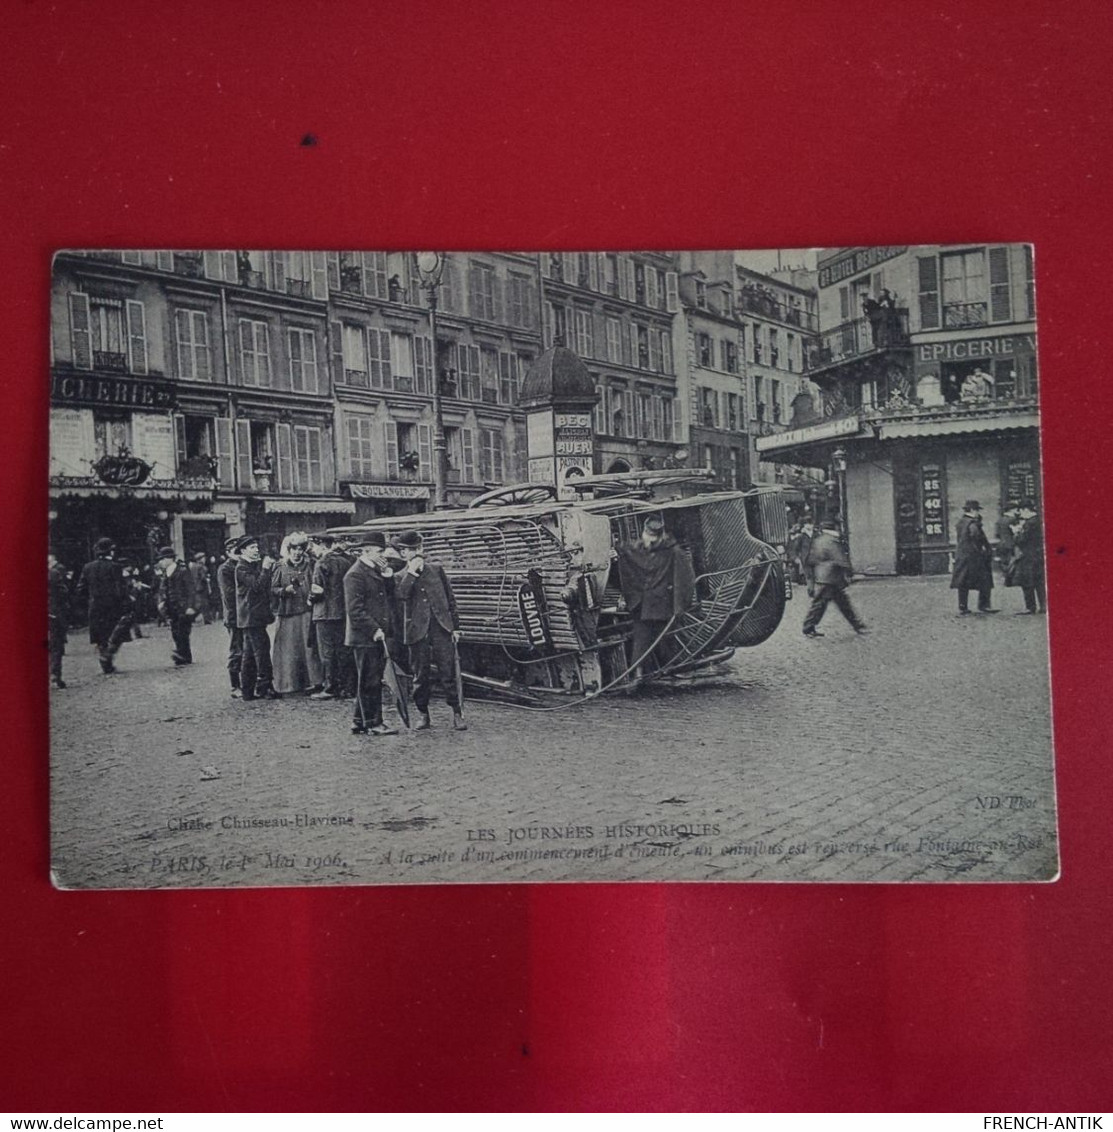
[
  {"xmin": 989, "ymin": 245, "xmax": 1012, "ymax": 323},
  {"xmin": 367, "ymin": 328, "xmax": 391, "ymax": 390},
  {"xmin": 287, "ymin": 328, "xmax": 319, "ymax": 393},
  {"xmin": 238, "ymin": 319, "xmax": 271, "ymax": 385},
  {"xmin": 176, "ymin": 310, "xmax": 211, "ymax": 381},
  {"xmin": 917, "ymin": 256, "xmax": 940, "ymax": 329},
  {"xmin": 480, "ymin": 427, "xmax": 505, "ymax": 483},
  {"xmin": 414, "ymin": 335, "xmax": 434, "ymax": 395},
  {"xmin": 293, "ymin": 425, "xmax": 323, "ymax": 493},
  {"xmin": 498, "ymin": 351, "xmax": 517, "ymax": 405},
  {"xmin": 347, "ymin": 415, "xmax": 375, "ymax": 479}
]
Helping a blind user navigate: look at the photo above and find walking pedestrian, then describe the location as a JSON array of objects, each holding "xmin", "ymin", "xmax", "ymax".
[
  {"xmin": 75, "ymin": 537, "xmax": 130, "ymax": 674},
  {"xmin": 1010, "ymin": 500, "xmax": 1047, "ymax": 615},
  {"xmin": 48, "ymin": 553, "xmax": 69, "ymax": 689},
  {"xmin": 802, "ymin": 516, "xmax": 867, "ymax": 638},
  {"xmin": 234, "ymin": 535, "xmax": 280, "ymax": 701},
  {"xmin": 271, "ymin": 532, "xmax": 322, "ymax": 694},
  {"xmin": 155, "ymin": 546, "xmax": 197, "ymax": 665},
  {"xmin": 394, "ymin": 530, "xmax": 467, "ymax": 731},
  {"xmin": 217, "ymin": 537, "xmax": 244, "ymax": 696},
  {"xmin": 309, "ymin": 533, "xmax": 356, "ymax": 700},
  {"xmin": 616, "ymin": 515, "xmax": 695, "ymax": 680},
  {"xmin": 343, "ymin": 533, "xmax": 400, "ymax": 737},
  {"xmin": 950, "ymin": 500, "xmax": 998, "ymax": 615}
]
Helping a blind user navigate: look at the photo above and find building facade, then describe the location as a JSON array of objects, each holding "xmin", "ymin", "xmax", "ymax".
[
  {"xmin": 755, "ymin": 244, "xmax": 1039, "ymax": 574},
  {"xmin": 539, "ymin": 252, "xmax": 682, "ymax": 473},
  {"xmin": 49, "ymin": 250, "xmax": 544, "ymax": 566}
]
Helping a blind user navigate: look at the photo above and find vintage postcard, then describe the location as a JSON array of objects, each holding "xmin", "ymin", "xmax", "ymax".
[{"xmin": 48, "ymin": 245, "xmax": 1055, "ymax": 887}]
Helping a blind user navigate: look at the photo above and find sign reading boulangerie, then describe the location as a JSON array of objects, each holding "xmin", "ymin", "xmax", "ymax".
[{"xmin": 48, "ymin": 244, "xmax": 1057, "ymax": 890}]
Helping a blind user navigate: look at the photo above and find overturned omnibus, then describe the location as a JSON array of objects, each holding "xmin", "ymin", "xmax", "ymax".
[{"xmin": 328, "ymin": 469, "xmax": 788, "ymax": 705}]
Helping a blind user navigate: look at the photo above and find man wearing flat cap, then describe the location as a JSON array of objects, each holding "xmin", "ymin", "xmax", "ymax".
[
  {"xmin": 234, "ymin": 535, "xmax": 280, "ymax": 700},
  {"xmin": 310, "ymin": 532, "xmax": 357, "ymax": 700},
  {"xmin": 156, "ymin": 545, "xmax": 197, "ymax": 665},
  {"xmin": 617, "ymin": 514, "xmax": 695, "ymax": 680},
  {"xmin": 950, "ymin": 500, "xmax": 997, "ymax": 615},
  {"xmin": 394, "ymin": 530, "xmax": 466, "ymax": 731},
  {"xmin": 343, "ymin": 532, "xmax": 400, "ymax": 737},
  {"xmin": 75, "ymin": 537, "xmax": 130, "ymax": 674}
]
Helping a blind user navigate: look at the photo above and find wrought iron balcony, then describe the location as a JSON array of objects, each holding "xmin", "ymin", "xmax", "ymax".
[
  {"xmin": 943, "ymin": 301, "xmax": 989, "ymax": 328},
  {"xmin": 808, "ymin": 309, "xmax": 910, "ymax": 372},
  {"xmin": 93, "ymin": 351, "xmax": 128, "ymax": 373},
  {"xmin": 737, "ymin": 289, "xmax": 818, "ymax": 330},
  {"xmin": 286, "ymin": 278, "xmax": 312, "ymax": 299}
]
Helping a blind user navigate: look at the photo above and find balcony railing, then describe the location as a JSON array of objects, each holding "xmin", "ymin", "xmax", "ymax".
[
  {"xmin": 808, "ymin": 309, "xmax": 910, "ymax": 370},
  {"xmin": 286, "ymin": 278, "xmax": 312, "ymax": 298},
  {"xmin": 943, "ymin": 301, "xmax": 989, "ymax": 328},
  {"xmin": 93, "ymin": 351, "xmax": 128, "ymax": 373},
  {"xmin": 738, "ymin": 289, "xmax": 818, "ymax": 330}
]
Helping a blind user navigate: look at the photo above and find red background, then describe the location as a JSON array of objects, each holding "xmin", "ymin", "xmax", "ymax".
[{"xmin": 4, "ymin": 0, "xmax": 1111, "ymax": 1112}]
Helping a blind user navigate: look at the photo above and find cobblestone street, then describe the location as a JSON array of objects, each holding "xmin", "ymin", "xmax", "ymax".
[{"xmin": 49, "ymin": 575, "xmax": 1057, "ymax": 888}]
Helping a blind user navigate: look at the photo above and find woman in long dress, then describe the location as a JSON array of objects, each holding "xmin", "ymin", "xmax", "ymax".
[{"xmin": 270, "ymin": 532, "xmax": 323, "ymax": 694}]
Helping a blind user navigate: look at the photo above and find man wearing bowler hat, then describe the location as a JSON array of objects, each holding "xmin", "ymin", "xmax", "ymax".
[
  {"xmin": 234, "ymin": 535, "xmax": 280, "ymax": 700},
  {"xmin": 155, "ymin": 545, "xmax": 197, "ymax": 665},
  {"xmin": 343, "ymin": 532, "xmax": 399, "ymax": 737},
  {"xmin": 394, "ymin": 530, "xmax": 466, "ymax": 731},
  {"xmin": 950, "ymin": 500, "xmax": 998, "ymax": 615},
  {"xmin": 217, "ymin": 537, "xmax": 244, "ymax": 695}
]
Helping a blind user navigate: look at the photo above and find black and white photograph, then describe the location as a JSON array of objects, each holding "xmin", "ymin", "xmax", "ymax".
[{"xmin": 47, "ymin": 245, "xmax": 1054, "ymax": 888}]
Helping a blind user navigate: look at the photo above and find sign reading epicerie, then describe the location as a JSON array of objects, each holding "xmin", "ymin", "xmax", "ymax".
[{"xmin": 917, "ymin": 333, "xmax": 1036, "ymax": 363}]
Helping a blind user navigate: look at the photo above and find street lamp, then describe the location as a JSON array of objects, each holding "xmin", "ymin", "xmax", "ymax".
[
  {"xmin": 832, "ymin": 446, "xmax": 848, "ymax": 544},
  {"xmin": 415, "ymin": 251, "xmax": 448, "ymax": 510}
]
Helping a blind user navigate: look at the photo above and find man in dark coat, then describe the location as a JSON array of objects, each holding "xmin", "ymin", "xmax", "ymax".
[
  {"xmin": 75, "ymin": 537, "xmax": 130, "ymax": 673},
  {"xmin": 802, "ymin": 517, "xmax": 867, "ymax": 637},
  {"xmin": 234, "ymin": 535, "xmax": 280, "ymax": 700},
  {"xmin": 343, "ymin": 532, "xmax": 399, "ymax": 736},
  {"xmin": 309, "ymin": 533, "xmax": 356, "ymax": 700},
  {"xmin": 616, "ymin": 515, "xmax": 696, "ymax": 678},
  {"xmin": 155, "ymin": 546, "xmax": 197, "ymax": 665},
  {"xmin": 950, "ymin": 500, "xmax": 998, "ymax": 615},
  {"xmin": 394, "ymin": 529, "xmax": 466, "ymax": 731},
  {"xmin": 217, "ymin": 537, "xmax": 243, "ymax": 695},
  {"xmin": 48, "ymin": 553, "xmax": 69, "ymax": 689},
  {"xmin": 1010, "ymin": 500, "xmax": 1046, "ymax": 615}
]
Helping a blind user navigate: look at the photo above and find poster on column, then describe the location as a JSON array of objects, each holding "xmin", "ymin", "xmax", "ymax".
[{"xmin": 48, "ymin": 244, "xmax": 1056, "ymax": 889}]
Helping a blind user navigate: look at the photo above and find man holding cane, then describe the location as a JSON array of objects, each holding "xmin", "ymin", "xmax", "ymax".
[
  {"xmin": 343, "ymin": 532, "xmax": 399, "ymax": 737},
  {"xmin": 394, "ymin": 530, "xmax": 466, "ymax": 732}
]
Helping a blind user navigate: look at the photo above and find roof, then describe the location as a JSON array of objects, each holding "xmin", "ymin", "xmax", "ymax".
[{"xmin": 518, "ymin": 346, "xmax": 598, "ymax": 408}]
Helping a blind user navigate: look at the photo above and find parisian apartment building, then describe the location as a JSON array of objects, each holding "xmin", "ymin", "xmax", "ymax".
[{"xmin": 48, "ymin": 248, "xmax": 823, "ymax": 566}]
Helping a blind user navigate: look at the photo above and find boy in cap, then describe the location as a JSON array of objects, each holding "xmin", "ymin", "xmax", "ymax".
[
  {"xmin": 394, "ymin": 530, "xmax": 466, "ymax": 730},
  {"xmin": 950, "ymin": 500, "xmax": 997, "ymax": 615},
  {"xmin": 156, "ymin": 545, "xmax": 197, "ymax": 665},
  {"xmin": 217, "ymin": 537, "xmax": 244, "ymax": 695},
  {"xmin": 234, "ymin": 536, "xmax": 280, "ymax": 699},
  {"xmin": 309, "ymin": 532, "xmax": 356, "ymax": 699},
  {"xmin": 189, "ymin": 551, "xmax": 213, "ymax": 624},
  {"xmin": 343, "ymin": 532, "xmax": 400, "ymax": 736},
  {"xmin": 802, "ymin": 517, "xmax": 868, "ymax": 638}
]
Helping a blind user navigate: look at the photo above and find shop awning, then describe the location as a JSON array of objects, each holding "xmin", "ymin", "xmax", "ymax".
[
  {"xmin": 876, "ymin": 410, "xmax": 1039, "ymax": 440},
  {"xmin": 264, "ymin": 498, "xmax": 355, "ymax": 514}
]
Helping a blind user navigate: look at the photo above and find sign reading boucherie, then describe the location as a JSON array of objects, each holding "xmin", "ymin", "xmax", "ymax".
[{"xmin": 52, "ymin": 373, "xmax": 176, "ymax": 410}]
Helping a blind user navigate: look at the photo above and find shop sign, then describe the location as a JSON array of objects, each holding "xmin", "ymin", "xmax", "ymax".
[
  {"xmin": 818, "ymin": 246, "xmax": 907, "ymax": 289},
  {"xmin": 755, "ymin": 414, "xmax": 859, "ymax": 452},
  {"xmin": 52, "ymin": 373, "xmax": 177, "ymax": 411},
  {"xmin": 348, "ymin": 483, "xmax": 431, "ymax": 500},
  {"xmin": 554, "ymin": 411, "xmax": 593, "ymax": 456},
  {"xmin": 516, "ymin": 570, "xmax": 554, "ymax": 654},
  {"xmin": 917, "ymin": 334, "xmax": 1036, "ymax": 364},
  {"xmin": 921, "ymin": 464, "xmax": 945, "ymax": 538}
]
